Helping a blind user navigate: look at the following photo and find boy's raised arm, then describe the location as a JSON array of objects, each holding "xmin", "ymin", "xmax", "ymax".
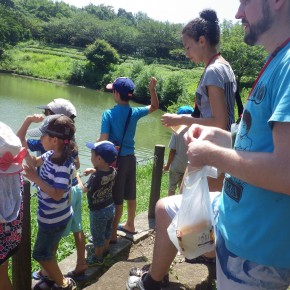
[{"xmin": 148, "ymin": 77, "xmax": 159, "ymax": 113}]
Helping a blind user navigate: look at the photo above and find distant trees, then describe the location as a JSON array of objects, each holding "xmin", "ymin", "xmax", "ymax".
[
  {"xmin": 0, "ymin": 4, "xmax": 31, "ymax": 45},
  {"xmin": 0, "ymin": 1, "xmax": 269, "ymax": 93}
]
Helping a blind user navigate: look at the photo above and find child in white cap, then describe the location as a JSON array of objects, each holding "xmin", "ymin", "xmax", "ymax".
[{"xmin": 0, "ymin": 122, "xmax": 27, "ymax": 290}]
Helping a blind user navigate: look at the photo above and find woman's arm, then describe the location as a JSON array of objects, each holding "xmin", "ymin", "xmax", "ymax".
[{"xmin": 161, "ymin": 86, "xmax": 228, "ymax": 129}]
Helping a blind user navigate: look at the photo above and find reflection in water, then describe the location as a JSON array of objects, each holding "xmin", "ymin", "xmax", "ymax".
[{"xmin": 0, "ymin": 73, "xmax": 172, "ymax": 171}]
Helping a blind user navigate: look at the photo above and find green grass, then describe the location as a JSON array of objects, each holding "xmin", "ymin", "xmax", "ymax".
[{"xmin": 1, "ymin": 42, "xmax": 87, "ymax": 82}]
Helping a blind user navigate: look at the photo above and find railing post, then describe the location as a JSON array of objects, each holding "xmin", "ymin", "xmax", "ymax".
[
  {"xmin": 148, "ymin": 145, "xmax": 165, "ymax": 219},
  {"xmin": 12, "ymin": 180, "xmax": 31, "ymax": 290}
]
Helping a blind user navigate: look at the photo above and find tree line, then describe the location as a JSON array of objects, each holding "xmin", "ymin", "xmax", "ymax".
[{"xmin": 0, "ymin": 0, "xmax": 268, "ymax": 98}]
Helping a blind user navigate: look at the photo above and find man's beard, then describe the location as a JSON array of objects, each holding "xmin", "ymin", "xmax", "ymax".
[{"xmin": 243, "ymin": 2, "xmax": 273, "ymax": 46}]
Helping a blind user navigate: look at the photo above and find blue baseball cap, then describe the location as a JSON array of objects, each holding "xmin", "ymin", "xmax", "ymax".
[
  {"xmin": 86, "ymin": 141, "xmax": 117, "ymax": 164},
  {"xmin": 177, "ymin": 106, "xmax": 194, "ymax": 115},
  {"xmin": 106, "ymin": 77, "xmax": 135, "ymax": 97}
]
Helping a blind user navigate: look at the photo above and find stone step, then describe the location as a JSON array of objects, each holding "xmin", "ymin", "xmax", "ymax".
[{"xmin": 31, "ymin": 212, "xmax": 154, "ymax": 289}]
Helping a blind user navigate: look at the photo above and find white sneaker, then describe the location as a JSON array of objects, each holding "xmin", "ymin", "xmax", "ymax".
[{"xmin": 126, "ymin": 275, "xmax": 146, "ymax": 290}]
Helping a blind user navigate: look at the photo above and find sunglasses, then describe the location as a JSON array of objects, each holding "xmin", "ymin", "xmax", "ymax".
[{"xmin": 43, "ymin": 109, "xmax": 54, "ymax": 116}]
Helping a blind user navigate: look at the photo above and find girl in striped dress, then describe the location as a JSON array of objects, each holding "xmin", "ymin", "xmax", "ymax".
[{"xmin": 18, "ymin": 114, "xmax": 77, "ymax": 290}]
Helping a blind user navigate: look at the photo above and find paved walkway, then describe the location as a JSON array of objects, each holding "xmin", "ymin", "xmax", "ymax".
[{"xmin": 32, "ymin": 212, "xmax": 215, "ymax": 289}]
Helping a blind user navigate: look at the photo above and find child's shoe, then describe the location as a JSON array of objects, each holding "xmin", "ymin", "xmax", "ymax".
[
  {"xmin": 86, "ymin": 254, "xmax": 104, "ymax": 267},
  {"xmin": 51, "ymin": 277, "xmax": 77, "ymax": 289},
  {"xmin": 103, "ymin": 250, "xmax": 110, "ymax": 260}
]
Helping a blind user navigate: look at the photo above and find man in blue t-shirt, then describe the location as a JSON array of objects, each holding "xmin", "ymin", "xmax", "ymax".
[
  {"xmin": 98, "ymin": 77, "xmax": 159, "ymax": 243},
  {"xmin": 184, "ymin": 2, "xmax": 290, "ymax": 289}
]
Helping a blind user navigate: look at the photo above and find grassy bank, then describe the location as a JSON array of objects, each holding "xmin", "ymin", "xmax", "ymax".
[{"xmin": 0, "ymin": 41, "xmax": 250, "ymax": 116}]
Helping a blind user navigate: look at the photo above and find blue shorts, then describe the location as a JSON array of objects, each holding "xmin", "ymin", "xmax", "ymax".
[
  {"xmin": 90, "ymin": 203, "xmax": 115, "ymax": 248},
  {"xmin": 165, "ymin": 193, "xmax": 290, "ymax": 290},
  {"xmin": 63, "ymin": 185, "xmax": 83, "ymax": 236},
  {"xmin": 33, "ymin": 223, "xmax": 67, "ymax": 261},
  {"xmin": 216, "ymin": 228, "xmax": 290, "ymax": 290}
]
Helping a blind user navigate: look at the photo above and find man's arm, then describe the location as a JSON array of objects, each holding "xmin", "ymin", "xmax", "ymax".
[{"xmin": 186, "ymin": 122, "xmax": 290, "ymax": 195}]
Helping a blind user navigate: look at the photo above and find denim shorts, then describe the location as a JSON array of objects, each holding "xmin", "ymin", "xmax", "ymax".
[
  {"xmin": 90, "ymin": 203, "xmax": 115, "ymax": 248},
  {"xmin": 33, "ymin": 223, "xmax": 67, "ymax": 261}
]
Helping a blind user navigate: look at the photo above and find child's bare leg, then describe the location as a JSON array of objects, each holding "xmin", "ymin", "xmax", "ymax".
[
  {"xmin": 95, "ymin": 245, "xmax": 104, "ymax": 258},
  {"xmin": 73, "ymin": 231, "xmax": 87, "ymax": 272},
  {"xmin": 120, "ymin": 199, "xmax": 136, "ymax": 233},
  {"xmin": 104, "ymin": 239, "xmax": 110, "ymax": 253},
  {"xmin": 0, "ymin": 260, "xmax": 12, "ymax": 290},
  {"xmin": 111, "ymin": 204, "xmax": 123, "ymax": 241},
  {"xmin": 39, "ymin": 258, "xmax": 66, "ymax": 286}
]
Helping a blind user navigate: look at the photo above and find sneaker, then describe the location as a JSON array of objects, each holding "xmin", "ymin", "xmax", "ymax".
[
  {"xmin": 51, "ymin": 277, "xmax": 77, "ymax": 290},
  {"xmin": 129, "ymin": 264, "xmax": 169, "ymax": 288},
  {"xmin": 126, "ymin": 275, "xmax": 146, "ymax": 290},
  {"xmin": 86, "ymin": 255, "xmax": 104, "ymax": 267},
  {"xmin": 33, "ymin": 277, "xmax": 55, "ymax": 290},
  {"xmin": 103, "ymin": 250, "xmax": 110, "ymax": 260}
]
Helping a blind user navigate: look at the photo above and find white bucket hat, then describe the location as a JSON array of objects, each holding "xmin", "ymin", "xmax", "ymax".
[
  {"xmin": 0, "ymin": 122, "xmax": 27, "ymax": 174},
  {"xmin": 0, "ymin": 122, "xmax": 26, "ymax": 223}
]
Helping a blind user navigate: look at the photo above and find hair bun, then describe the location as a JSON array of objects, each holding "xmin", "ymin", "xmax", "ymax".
[{"xmin": 200, "ymin": 9, "xmax": 218, "ymax": 23}]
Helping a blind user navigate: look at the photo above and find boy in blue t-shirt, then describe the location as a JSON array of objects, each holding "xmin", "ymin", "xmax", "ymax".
[{"xmin": 99, "ymin": 77, "xmax": 159, "ymax": 243}]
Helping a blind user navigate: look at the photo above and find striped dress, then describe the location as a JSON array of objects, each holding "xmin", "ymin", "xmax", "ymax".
[{"xmin": 37, "ymin": 150, "xmax": 73, "ymax": 228}]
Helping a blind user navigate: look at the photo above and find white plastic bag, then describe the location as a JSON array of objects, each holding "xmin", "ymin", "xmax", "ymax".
[{"xmin": 167, "ymin": 166, "xmax": 217, "ymax": 259}]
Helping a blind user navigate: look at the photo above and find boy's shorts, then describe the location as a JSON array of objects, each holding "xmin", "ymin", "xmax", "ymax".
[
  {"xmin": 113, "ymin": 155, "xmax": 136, "ymax": 205},
  {"xmin": 33, "ymin": 223, "xmax": 67, "ymax": 261},
  {"xmin": 169, "ymin": 170, "xmax": 184, "ymax": 192},
  {"xmin": 90, "ymin": 203, "xmax": 115, "ymax": 247},
  {"xmin": 63, "ymin": 185, "xmax": 83, "ymax": 236}
]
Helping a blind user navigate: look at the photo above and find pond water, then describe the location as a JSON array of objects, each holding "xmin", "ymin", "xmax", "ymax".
[{"xmin": 0, "ymin": 73, "xmax": 171, "ymax": 171}]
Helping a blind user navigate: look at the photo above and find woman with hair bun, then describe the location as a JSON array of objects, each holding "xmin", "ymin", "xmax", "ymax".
[
  {"xmin": 162, "ymin": 9, "xmax": 237, "ymax": 192},
  {"xmin": 127, "ymin": 10, "xmax": 237, "ymax": 290}
]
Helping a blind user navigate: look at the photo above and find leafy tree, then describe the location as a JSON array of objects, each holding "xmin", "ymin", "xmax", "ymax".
[
  {"xmin": 221, "ymin": 21, "xmax": 267, "ymax": 87},
  {"xmin": 104, "ymin": 19, "xmax": 140, "ymax": 55},
  {"xmin": 44, "ymin": 13, "xmax": 105, "ymax": 46},
  {"xmin": 84, "ymin": 39, "xmax": 120, "ymax": 72},
  {"xmin": 1, "ymin": 0, "xmax": 14, "ymax": 8},
  {"xmin": 84, "ymin": 4, "xmax": 116, "ymax": 21},
  {"xmin": 117, "ymin": 8, "xmax": 135, "ymax": 26},
  {"xmin": 0, "ymin": 4, "xmax": 31, "ymax": 45},
  {"xmin": 137, "ymin": 19, "xmax": 182, "ymax": 58}
]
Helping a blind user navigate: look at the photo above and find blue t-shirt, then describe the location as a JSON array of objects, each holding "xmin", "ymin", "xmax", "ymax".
[
  {"xmin": 218, "ymin": 42, "xmax": 290, "ymax": 269},
  {"xmin": 27, "ymin": 139, "xmax": 45, "ymax": 154},
  {"xmin": 101, "ymin": 104, "xmax": 149, "ymax": 156}
]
